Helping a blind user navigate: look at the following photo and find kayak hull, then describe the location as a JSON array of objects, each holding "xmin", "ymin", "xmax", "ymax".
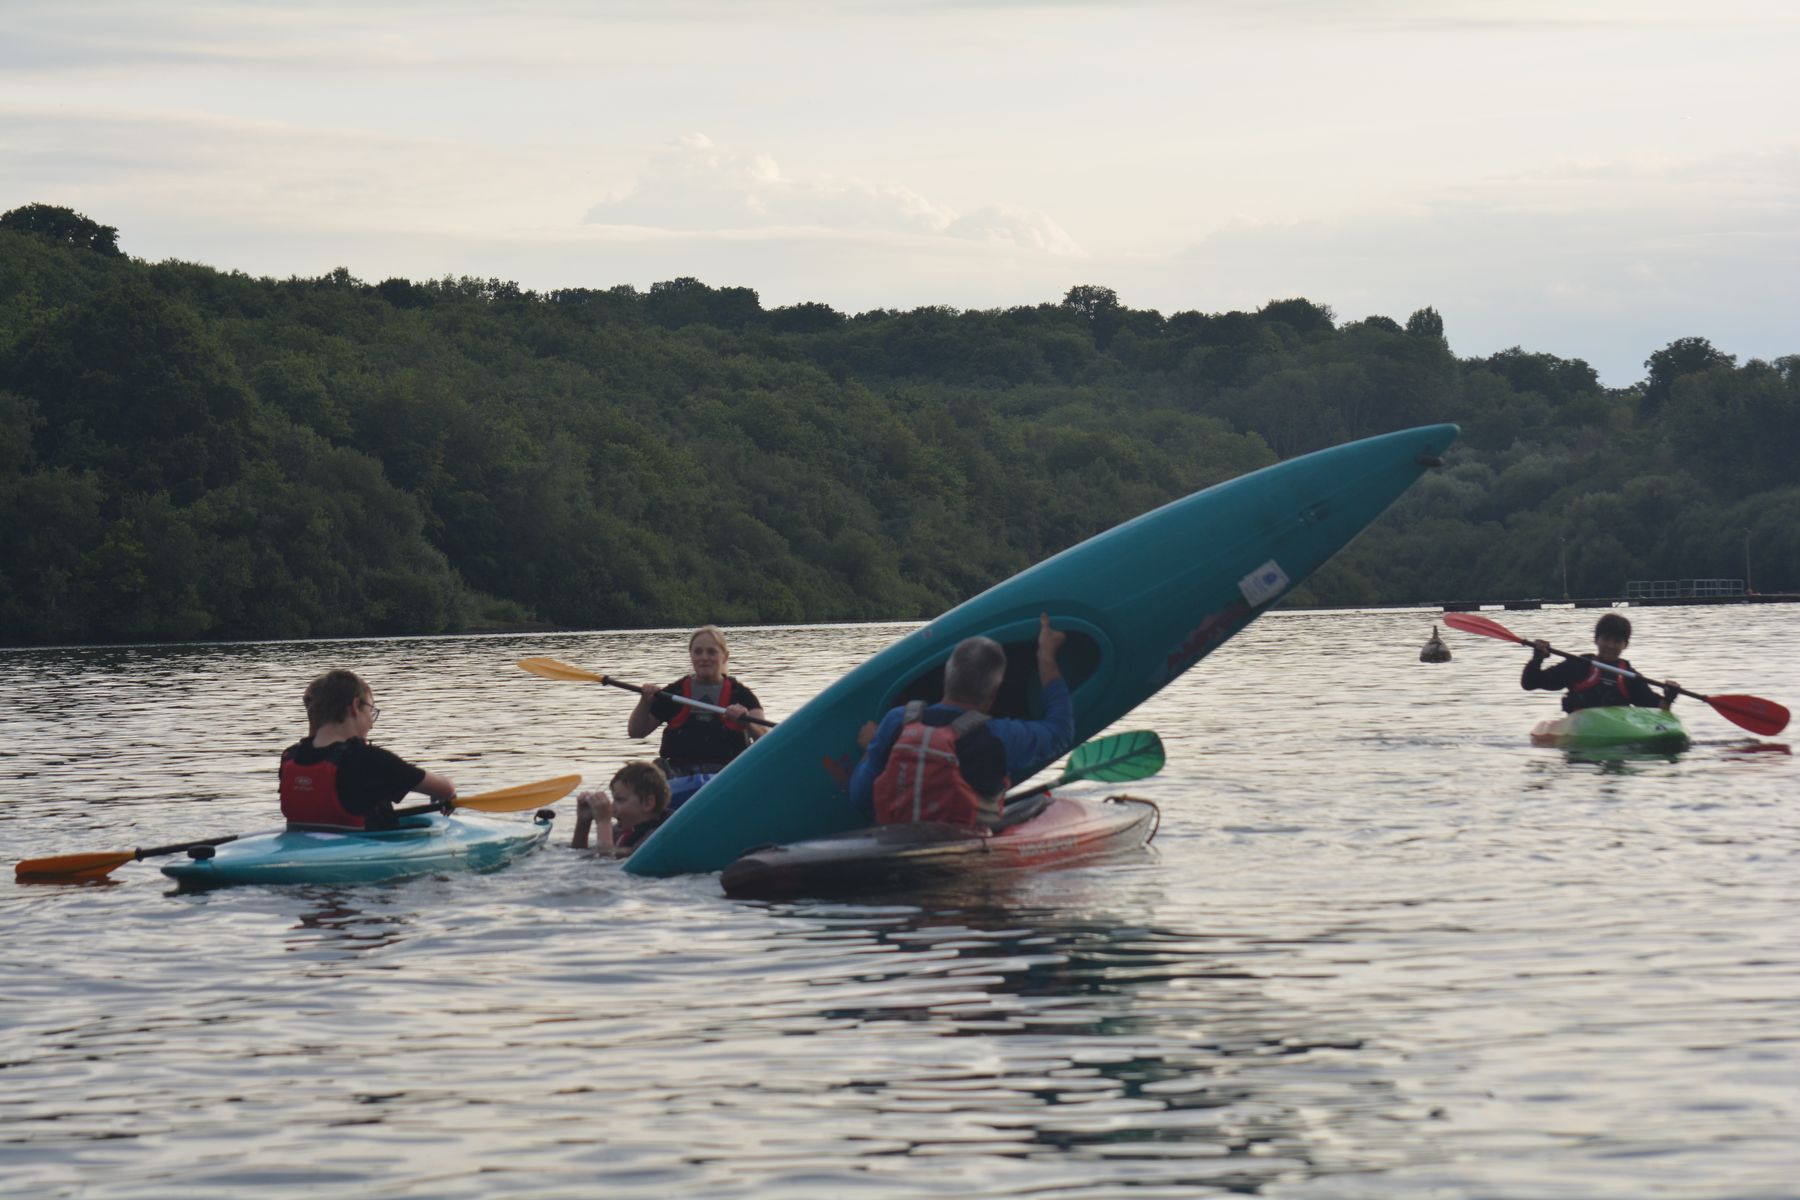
[
  {"xmin": 629, "ymin": 423, "xmax": 1459, "ymax": 877},
  {"xmin": 1530, "ymin": 706, "xmax": 1690, "ymax": 749},
  {"xmin": 161, "ymin": 811, "xmax": 554, "ymax": 889},
  {"xmin": 720, "ymin": 795, "xmax": 1159, "ymax": 900}
]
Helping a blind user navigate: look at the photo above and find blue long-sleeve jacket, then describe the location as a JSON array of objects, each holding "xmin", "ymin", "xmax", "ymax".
[{"xmin": 848, "ymin": 677, "xmax": 1075, "ymax": 817}]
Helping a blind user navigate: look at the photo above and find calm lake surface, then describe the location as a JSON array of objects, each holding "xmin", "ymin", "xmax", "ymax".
[{"xmin": 3, "ymin": 606, "xmax": 1797, "ymax": 1199}]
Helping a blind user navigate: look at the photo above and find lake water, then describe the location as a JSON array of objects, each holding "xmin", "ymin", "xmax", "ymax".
[{"xmin": 3, "ymin": 606, "xmax": 1797, "ymax": 1199}]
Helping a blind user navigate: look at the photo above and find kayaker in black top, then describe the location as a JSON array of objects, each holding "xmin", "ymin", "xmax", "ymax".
[
  {"xmin": 280, "ymin": 669, "xmax": 456, "ymax": 831},
  {"xmin": 1521, "ymin": 613, "xmax": 1678, "ymax": 713},
  {"xmin": 627, "ymin": 626, "xmax": 767, "ymax": 777},
  {"xmin": 572, "ymin": 761, "xmax": 670, "ymax": 858}
]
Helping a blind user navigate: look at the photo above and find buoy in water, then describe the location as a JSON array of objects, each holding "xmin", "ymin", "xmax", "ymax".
[{"xmin": 1420, "ymin": 625, "xmax": 1451, "ymax": 663}]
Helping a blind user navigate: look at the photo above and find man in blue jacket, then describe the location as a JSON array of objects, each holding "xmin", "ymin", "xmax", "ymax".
[{"xmin": 850, "ymin": 613, "xmax": 1074, "ymax": 829}]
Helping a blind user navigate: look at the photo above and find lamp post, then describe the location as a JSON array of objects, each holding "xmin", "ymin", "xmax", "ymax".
[
  {"xmin": 1745, "ymin": 528, "xmax": 1753, "ymax": 594},
  {"xmin": 1559, "ymin": 535, "xmax": 1569, "ymax": 600}
]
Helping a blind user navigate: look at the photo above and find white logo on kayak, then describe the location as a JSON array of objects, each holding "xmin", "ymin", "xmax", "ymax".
[{"xmin": 1238, "ymin": 559, "xmax": 1289, "ymax": 607}]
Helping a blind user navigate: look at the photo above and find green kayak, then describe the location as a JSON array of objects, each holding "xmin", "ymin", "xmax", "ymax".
[
  {"xmin": 1530, "ymin": 706, "xmax": 1690, "ymax": 750},
  {"xmin": 161, "ymin": 811, "xmax": 554, "ymax": 889}
]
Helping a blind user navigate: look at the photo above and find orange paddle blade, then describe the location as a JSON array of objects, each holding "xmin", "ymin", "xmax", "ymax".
[
  {"xmin": 517, "ymin": 657, "xmax": 605, "ymax": 684},
  {"xmin": 15, "ymin": 851, "xmax": 136, "ymax": 883},
  {"xmin": 457, "ymin": 774, "xmax": 582, "ymax": 813}
]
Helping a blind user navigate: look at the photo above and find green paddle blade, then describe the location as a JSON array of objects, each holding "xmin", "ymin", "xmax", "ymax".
[{"xmin": 1063, "ymin": 730, "xmax": 1165, "ymax": 783}]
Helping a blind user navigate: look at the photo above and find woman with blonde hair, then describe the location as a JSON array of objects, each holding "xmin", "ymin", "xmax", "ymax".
[{"xmin": 627, "ymin": 626, "xmax": 767, "ymax": 778}]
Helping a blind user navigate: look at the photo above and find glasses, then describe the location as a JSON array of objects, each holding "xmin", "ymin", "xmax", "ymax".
[{"xmin": 362, "ymin": 699, "xmax": 381, "ymax": 722}]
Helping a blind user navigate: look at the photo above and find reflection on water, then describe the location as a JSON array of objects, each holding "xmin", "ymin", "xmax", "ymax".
[
  {"xmin": 741, "ymin": 899, "xmax": 1391, "ymax": 1192},
  {"xmin": 3, "ymin": 608, "xmax": 1799, "ymax": 1197}
]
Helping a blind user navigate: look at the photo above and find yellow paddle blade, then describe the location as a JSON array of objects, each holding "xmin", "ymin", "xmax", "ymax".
[
  {"xmin": 15, "ymin": 850, "xmax": 136, "ymax": 883},
  {"xmin": 517, "ymin": 657, "xmax": 605, "ymax": 684},
  {"xmin": 457, "ymin": 773, "xmax": 582, "ymax": 813}
]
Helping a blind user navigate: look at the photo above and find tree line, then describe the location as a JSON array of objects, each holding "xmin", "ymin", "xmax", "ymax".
[{"xmin": 1, "ymin": 202, "xmax": 1794, "ymax": 646}]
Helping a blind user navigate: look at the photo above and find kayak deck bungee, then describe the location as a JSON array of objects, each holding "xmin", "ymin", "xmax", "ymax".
[
  {"xmin": 627, "ymin": 423, "xmax": 1458, "ymax": 878},
  {"xmin": 719, "ymin": 795, "xmax": 1159, "ymax": 900},
  {"xmin": 1530, "ymin": 706, "xmax": 1690, "ymax": 750},
  {"xmin": 161, "ymin": 810, "xmax": 554, "ymax": 889}
]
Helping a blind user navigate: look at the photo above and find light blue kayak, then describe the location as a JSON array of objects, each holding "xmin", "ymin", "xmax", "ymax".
[
  {"xmin": 627, "ymin": 423, "xmax": 1459, "ymax": 877},
  {"xmin": 161, "ymin": 811, "xmax": 554, "ymax": 888}
]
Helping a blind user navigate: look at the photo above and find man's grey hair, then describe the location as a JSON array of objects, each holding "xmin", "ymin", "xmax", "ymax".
[{"xmin": 943, "ymin": 636, "xmax": 1006, "ymax": 704}]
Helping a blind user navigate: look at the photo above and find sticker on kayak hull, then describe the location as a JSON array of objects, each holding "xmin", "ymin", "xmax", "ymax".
[{"xmin": 1239, "ymin": 559, "xmax": 1290, "ymax": 607}]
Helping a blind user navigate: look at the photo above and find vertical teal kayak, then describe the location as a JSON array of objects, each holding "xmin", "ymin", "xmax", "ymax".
[{"xmin": 627, "ymin": 423, "xmax": 1460, "ymax": 877}]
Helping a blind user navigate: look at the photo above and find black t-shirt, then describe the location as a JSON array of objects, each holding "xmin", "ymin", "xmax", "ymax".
[{"xmin": 282, "ymin": 737, "xmax": 426, "ymax": 829}]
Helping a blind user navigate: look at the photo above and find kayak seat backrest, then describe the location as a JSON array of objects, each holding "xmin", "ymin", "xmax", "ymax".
[{"xmin": 991, "ymin": 792, "xmax": 1053, "ymax": 830}]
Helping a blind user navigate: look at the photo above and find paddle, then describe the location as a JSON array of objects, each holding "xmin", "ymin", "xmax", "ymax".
[
  {"xmin": 517, "ymin": 657, "xmax": 777, "ymax": 728},
  {"xmin": 1003, "ymin": 729, "xmax": 1167, "ymax": 805},
  {"xmin": 13, "ymin": 774, "xmax": 583, "ymax": 884},
  {"xmin": 1442, "ymin": 611, "xmax": 1790, "ymax": 736}
]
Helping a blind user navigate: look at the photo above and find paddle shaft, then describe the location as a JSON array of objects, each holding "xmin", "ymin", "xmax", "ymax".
[
  {"xmin": 600, "ymin": 674, "xmax": 778, "ymax": 728},
  {"xmin": 137, "ymin": 834, "xmax": 242, "ymax": 859}
]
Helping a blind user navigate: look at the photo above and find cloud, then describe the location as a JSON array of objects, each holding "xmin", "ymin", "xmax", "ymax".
[
  {"xmin": 0, "ymin": 104, "xmax": 637, "ymax": 236},
  {"xmin": 1106, "ymin": 147, "xmax": 1800, "ymax": 383},
  {"xmin": 584, "ymin": 134, "xmax": 1082, "ymax": 254}
]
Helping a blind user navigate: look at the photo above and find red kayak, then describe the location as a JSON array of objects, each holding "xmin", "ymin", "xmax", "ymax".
[{"xmin": 719, "ymin": 794, "xmax": 1159, "ymax": 900}]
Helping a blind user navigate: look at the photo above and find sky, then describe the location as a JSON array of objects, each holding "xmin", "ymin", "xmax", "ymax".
[{"xmin": 4, "ymin": 0, "xmax": 1797, "ymax": 385}]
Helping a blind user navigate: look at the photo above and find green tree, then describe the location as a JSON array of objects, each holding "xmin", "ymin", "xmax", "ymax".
[
  {"xmin": 1643, "ymin": 336, "xmax": 1734, "ymax": 412},
  {"xmin": 0, "ymin": 203, "xmax": 122, "ymax": 255},
  {"xmin": 1405, "ymin": 306, "xmax": 1444, "ymax": 338}
]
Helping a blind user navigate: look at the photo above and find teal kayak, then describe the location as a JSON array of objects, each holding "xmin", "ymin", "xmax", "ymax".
[
  {"xmin": 161, "ymin": 811, "xmax": 554, "ymax": 889},
  {"xmin": 627, "ymin": 423, "xmax": 1459, "ymax": 877},
  {"xmin": 1530, "ymin": 706, "xmax": 1690, "ymax": 750}
]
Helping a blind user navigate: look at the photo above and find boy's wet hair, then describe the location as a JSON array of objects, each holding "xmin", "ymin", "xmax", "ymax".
[
  {"xmin": 611, "ymin": 760, "xmax": 672, "ymax": 814},
  {"xmin": 303, "ymin": 669, "xmax": 368, "ymax": 732},
  {"xmin": 1594, "ymin": 613, "xmax": 1633, "ymax": 642}
]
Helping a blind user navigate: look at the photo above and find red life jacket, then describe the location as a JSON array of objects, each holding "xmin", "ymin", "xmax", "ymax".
[
  {"xmin": 1569, "ymin": 658, "xmax": 1634, "ymax": 707},
  {"xmin": 664, "ymin": 677, "xmax": 741, "ymax": 731},
  {"xmin": 872, "ymin": 702, "xmax": 1007, "ymax": 828},
  {"xmin": 280, "ymin": 740, "xmax": 363, "ymax": 829}
]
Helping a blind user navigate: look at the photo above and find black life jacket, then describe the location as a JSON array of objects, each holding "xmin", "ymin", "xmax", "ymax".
[{"xmin": 658, "ymin": 676, "xmax": 752, "ymax": 768}]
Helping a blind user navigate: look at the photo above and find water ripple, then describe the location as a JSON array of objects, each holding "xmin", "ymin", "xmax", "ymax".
[{"xmin": 3, "ymin": 609, "xmax": 1798, "ymax": 1196}]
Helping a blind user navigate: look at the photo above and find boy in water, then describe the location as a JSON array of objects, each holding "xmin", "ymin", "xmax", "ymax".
[
  {"xmin": 1521, "ymin": 613, "xmax": 1678, "ymax": 712},
  {"xmin": 572, "ymin": 761, "xmax": 672, "ymax": 858},
  {"xmin": 281, "ymin": 670, "xmax": 457, "ymax": 830}
]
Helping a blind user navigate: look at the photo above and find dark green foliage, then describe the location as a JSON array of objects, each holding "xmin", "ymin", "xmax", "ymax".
[
  {"xmin": 1643, "ymin": 336, "xmax": 1735, "ymax": 413},
  {"xmin": 1, "ymin": 203, "xmax": 123, "ymax": 256},
  {"xmin": 0, "ymin": 217, "xmax": 1792, "ymax": 644},
  {"xmin": 1405, "ymin": 306, "xmax": 1444, "ymax": 338}
]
